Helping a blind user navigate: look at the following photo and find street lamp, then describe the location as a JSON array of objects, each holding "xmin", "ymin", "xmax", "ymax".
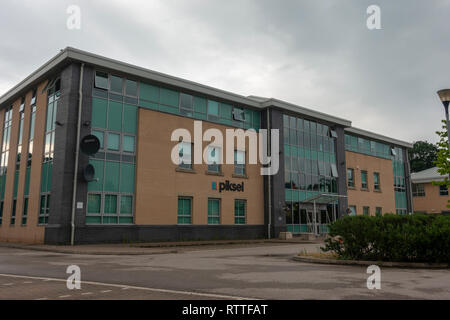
[{"xmin": 437, "ymin": 89, "xmax": 450, "ymax": 157}]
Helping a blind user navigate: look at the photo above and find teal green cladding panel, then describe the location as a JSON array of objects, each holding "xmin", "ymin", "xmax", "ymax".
[
  {"xmin": 92, "ymin": 98, "xmax": 107, "ymax": 129},
  {"xmin": 104, "ymin": 161, "xmax": 120, "ymax": 192},
  {"xmin": 120, "ymin": 163, "xmax": 135, "ymax": 193},
  {"xmin": 108, "ymin": 101, "xmax": 123, "ymax": 131},
  {"xmin": 88, "ymin": 160, "xmax": 105, "ymax": 192},
  {"xmin": 139, "ymin": 83, "xmax": 159, "ymax": 102},
  {"xmin": 160, "ymin": 88, "xmax": 179, "ymax": 107},
  {"xmin": 123, "ymin": 104, "xmax": 137, "ymax": 134}
]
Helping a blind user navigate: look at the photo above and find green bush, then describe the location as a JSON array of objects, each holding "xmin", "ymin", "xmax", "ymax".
[{"xmin": 321, "ymin": 214, "xmax": 450, "ymax": 264}]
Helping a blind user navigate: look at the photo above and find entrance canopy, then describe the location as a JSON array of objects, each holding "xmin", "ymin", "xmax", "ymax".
[
  {"xmin": 302, "ymin": 193, "xmax": 347, "ymax": 205},
  {"xmin": 299, "ymin": 193, "xmax": 348, "ymax": 235}
]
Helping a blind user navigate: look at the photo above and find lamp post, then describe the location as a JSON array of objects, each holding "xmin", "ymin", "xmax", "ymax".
[{"xmin": 437, "ymin": 89, "xmax": 450, "ymax": 158}]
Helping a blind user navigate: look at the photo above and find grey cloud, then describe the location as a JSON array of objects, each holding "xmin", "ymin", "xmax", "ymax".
[{"xmin": 0, "ymin": 0, "xmax": 449, "ymax": 144}]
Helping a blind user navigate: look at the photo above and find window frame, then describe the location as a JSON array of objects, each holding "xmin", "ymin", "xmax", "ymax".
[
  {"xmin": 234, "ymin": 150, "xmax": 246, "ymax": 176},
  {"xmin": 207, "ymin": 198, "xmax": 221, "ymax": 225},
  {"xmin": 178, "ymin": 142, "xmax": 193, "ymax": 170},
  {"xmin": 439, "ymin": 185, "xmax": 448, "ymax": 196},
  {"xmin": 412, "ymin": 183, "xmax": 425, "ymax": 197},
  {"xmin": 177, "ymin": 196, "xmax": 192, "ymax": 225},
  {"xmin": 347, "ymin": 168, "xmax": 355, "ymax": 188},
  {"xmin": 373, "ymin": 172, "xmax": 380, "ymax": 191},
  {"xmin": 363, "ymin": 206, "xmax": 370, "ymax": 216},
  {"xmin": 207, "ymin": 146, "xmax": 222, "ymax": 173},
  {"xmin": 234, "ymin": 199, "xmax": 246, "ymax": 225},
  {"xmin": 361, "ymin": 170, "xmax": 368, "ymax": 189}
]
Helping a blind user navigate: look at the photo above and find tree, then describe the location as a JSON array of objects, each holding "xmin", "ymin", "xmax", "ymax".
[
  {"xmin": 434, "ymin": 120, "xmax": 450, "ymax": 208},
  {"xmin": 435, "ymin": 120, "xmax": 450, "ymax": 185},
  {"xmin": 408, "ymin": 140, "xmax": 438, "ymax": 173}
]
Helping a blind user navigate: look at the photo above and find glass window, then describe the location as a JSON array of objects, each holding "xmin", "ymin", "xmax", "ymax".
[
  {"xmin": 123, "ymin": 135, "xmax": 135, "ymax": 153},
  {"xmin": 180, "ymin": 93, "xmax": 193, "ymax": 111},
  {"xmin": 125, "ymin": 80, "xmax": 137, "ymax": 96},
  {"xmin": 208, "ymin": 198, "xmax": 220, "ymax": 224},
  {"xmin": 374, "ymin": 172, "xmax": 380, "ymax": 191},
  {"xmin": 207, "ymin": 146, "xmax": 221, "ymax": 173},
  {"xmin": 234, "ymin": 150, "xmax": 245, "ymax": 176},
  {"xmin": 330, "ymin": 164, "xmax": 338, "ymax": 178},
  {"xmin": 361, "ymin": 171, "xmax": 368, "ymax": 189},
  {"xmin": 412, "ymin": 184, "xmax": 425, "ymax": 197},
  {"xmin": 220, "ymin": 103, "xmax": 232, "ymax": 120},
  {"xmin": 95, "ymin": 72, "xmax": 108, "ymax": 90},
  {"xmin": 208, "ymin": 100, "xmax": 219, "ymax": 118},
  {"xmin": 88, "ymin": 194, "xmax": 101, "ymax": 214},
  {"xmin": 178, "ymin": 142, "xmax": 192, "ymax": 170},
  {"xmin": 330, "ymin": 130, "xmax": 337, "ymax": 138},
  {"xmin": 439, "ymin": 185, "xmax": 448, "ymax": 196},
  {"xmin": 235, "ymin": 200, "xmax": 246, "ymax": 224},
  {"xmin": 120, "ymin": 195, "xmax": 133, "ymax": 215},
  {"xmin": 375, "ymin": 207, "xmax": 382, "ymax": 217},
  {"xmin": 104, "ymin": 194, "xmax": 117, "ymax": 214},
  {"xmin": 110, "ymin": 75, "xmax": 123, "ymax": 93},
  {"xmin": 177, "ymin": 197, "xmax": 192, "ymax": 224},
  {"xmin": 193, "ymin": 97, "xmax": 207, "ymax": 114},
  {"xmin": 363, "ymin": 206, "xmax": 370, "ymax": 216},
  {"xmin": 107, "ymin": 133, "xmax": 120, "ymax": 151},
  {"xmin": 349, "ymin": 206, "xmax": 356, "ymax": 216},
  {"xmin": 233, "ymin": 107, "xmax": 245, "ymax": 121},
  {"xmin": 347, "ymin": 168, "xmax": 354, "ymax": 187}
]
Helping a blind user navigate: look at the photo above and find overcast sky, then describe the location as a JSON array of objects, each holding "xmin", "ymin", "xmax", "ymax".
[{"xmin": 1, "ymin": 0, "xmax": 449, "ymax": 143}]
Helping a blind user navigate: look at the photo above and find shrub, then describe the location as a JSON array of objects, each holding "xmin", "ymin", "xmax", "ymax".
[{"xmin": 321, "ymin": 214, "xmax": 450, "ymax": 264}]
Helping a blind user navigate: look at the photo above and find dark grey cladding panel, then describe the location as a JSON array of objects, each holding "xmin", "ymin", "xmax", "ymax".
[
  {"xmin": 403, "ymin": 148, "xmax": 413, "ymax": 213},
  {"xmin": 47, "ymin": 63, "xmax": 81, "ymax": 236},
  {"xmin": 268, "ymin": 108, "xmax": 287, "ymax": 237},
  {"xmin": 44, "ymin": 225, "xmax": 266, "ymax": 245},
  {"xmin": 74, "ymin": 66, "xmax": 94, "ymax": 228},
  {"xmin": 335, "ymin": 126, "xmax": 348, "ymax": 217},
  {"xmin": 45, "ymin": 63, "xmax": 93, "ymax": 244}
]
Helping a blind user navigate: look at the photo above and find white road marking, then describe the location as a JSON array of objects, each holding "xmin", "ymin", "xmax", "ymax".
[
  {"xmin": 2, "ymin": 283, "xmax": 13, "ymax": 286},
  {"xmin": 35, "ymin": 298, "xmax": 48, "ymax": 300},
  {"xmin": 0, "ymin": 273, "xmax": 255, "ymax": 300},
  {"xmin": 59, "ymin": 295, "xmax": 71, "ymax": 298},
  {"xmin": 121, "ymin": 287, "xmax": 130, "ymax": 290},
  {"xmin": 81, "ymin": 292, "xmax": 93, "ymax": 295},
  {"xmin": 100, "ymin": 290, "xmax": 112, "ymax": 293}
]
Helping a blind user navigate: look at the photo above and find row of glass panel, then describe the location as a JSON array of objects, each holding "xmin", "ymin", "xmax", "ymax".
[
  {"xmin": 178, "ymin": 143, "xmax": 246, "ymax": 175},
  {"xmin": 86, "ymin": 193, "xmax": 133, "ymax": 225},
  {"xmin": 345, "ymin": 134, "xmax": 392, "ymax": 159},
  {"xmin": 94, "ymin": 72, "xmax": 261, "ymax": 130},
  {"xmin": 178, "ymin": 197, "xmax": 246, "ymax": 225}
]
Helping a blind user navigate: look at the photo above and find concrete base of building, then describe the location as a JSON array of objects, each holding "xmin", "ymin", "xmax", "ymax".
[{"xmin": 45, "ymin": 225, "xmax": 267, "ymax": 245}]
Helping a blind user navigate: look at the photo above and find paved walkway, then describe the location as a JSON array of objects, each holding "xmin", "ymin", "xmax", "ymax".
[{"xmin": 0, "ymin": 238, "xmax": 318, "ymax": 255}]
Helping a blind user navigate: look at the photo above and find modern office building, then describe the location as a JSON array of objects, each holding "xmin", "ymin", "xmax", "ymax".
[
  {"xmin": 0, "ymin": 48, "xmax": 413, "ymax": 244},
  {"xmin": 411, "ymin": 167, "xmax": 450, "ymax": 215}
]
